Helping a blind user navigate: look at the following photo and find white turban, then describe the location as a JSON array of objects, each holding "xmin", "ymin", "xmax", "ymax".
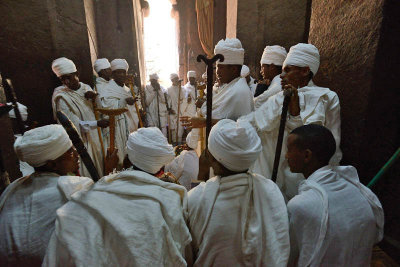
[
  {"xmin": 94, "ymin": 58, "xmax": 111, "ymax": 73},
  {"xmin": 260, "ymin": 45, "xmax": 287, "ymax": 66},
  {"xmin": 283, "ymin": 43, "xmax": 320, "ymax": 75},
  {"xmin": 170, "ymin": 73, "xmax": 179, "ymax": 80},
  {"xmin": 186, "ymin": 129, "xmax": 199, "ymax": 150},
  {"xmin": 14, "ymin": 125, "xmax": 72, "ymax": 167},
  {"xmin": 8, "ymin": 102, "xmax": 28, "ymax": 121},
  {"xmin": 110, "ymin": 59, "xmax": 129, "ymax": 71},
  {"xmin": 214, "ymin": 38, "xmax": 244, "ymax": 65},
  {"xmin": 149, "ymin": 73, "xmax": 159, "ymax": 80},
  {"xmin": 202, "ymin": 72, "xmax": 207, "ymax": 79},
  {"xmin": 126, "ymin": 127, "xmax": 175, "ymax": 174},
  {"xmin": 51, "ymin": 57, "xmax": 77, "ymax": 77},
  {"xmin": 187, "ymin": 71, "xmax": 196, "ymax": 79},
  {"xmin": 240, "ymin": 65, "xmax": 250, "ymax": 78},
  {"xmin": 208, "ymin": 119, "xmax": 262, "ymax": 172}
]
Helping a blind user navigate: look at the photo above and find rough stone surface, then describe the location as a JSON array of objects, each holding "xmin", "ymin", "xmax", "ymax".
[
  {"xmin": 236, "ymin": 0, "xmax": 311, "ymax": 80},
  {"xmin": 309, "ymin": 0, "xmax": 400, "ymax": 258}
]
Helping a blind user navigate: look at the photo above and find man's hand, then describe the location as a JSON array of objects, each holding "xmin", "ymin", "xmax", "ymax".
[
  {"xmin": 84, "ymin": 91, "xmax": 98, "ymax": 100},
  {"xmin": 258, "ymin": 79, "xmax": 271, "ymax": 86},
  {"xmin": 180, "ymin": 116, "xmax": 206, "ymax": 129},
  {"xmin": 168, "ymin": 109, "xmax": 176, "ymax": 115},
  {"xmin": 104, "ymin": 148, "xmax": 119, "ymax": 175},
  {"xmin": 125, "ymin": 97, "xmax": 137, "ymax": 105},
  {"xmin": 195, "ymin": 98, "xmax": 205, "ymax": 108},
  {"xmin": 187, "ymin": 95, "xmax": 192, "ymax": 104},
  {"xmin": 153, "ymin": 83, "xmax": 161, "ymax": 91},
  {"xmin": 97, "ymin": 119, "xmax": 109, "ymax": 128},
  {"xmin": 283, "ymin": 84, "xmax": 300, "ymax": 116}
]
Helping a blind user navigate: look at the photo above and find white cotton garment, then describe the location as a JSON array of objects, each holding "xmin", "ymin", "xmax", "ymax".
[
  {"xmin": 200, "ymin": 77, "xmax": 254, "ymax": 121},
  {"xmin": 183, "ymin": 82, "xmax": 197, "ymax": 117},
  {"xmin": 149, "ymin": 73, "xmax": 159, "ymax": 80},
  {"xmin": 214, "ymin": 38, "xmax": 245, "ymax": 65},
  {"xmin": 94, "ymin": 58, "xmax": 111, "ymax": 73},
  {"xmin": 239, "ymin": 80, "xmax": 342, "ymax": 200},
  {"xmin": 165, "ymin": 150, "xmax": 199, "ymax": 191},
  {"xmin": 51, "ymin": 57, "xmax": 77, "ymax": 77},
  {"xmin": 43, "ymin": 170, "xmax": 192, "ymax": 267},
  {"xmin": 188, "ymin": 172, "xmax": 290, "ymax": 267},
  {"xmin": 260, "ymin": 45, "xmax": 287, "ymax": 66},
  {"xmin": 287, "ymin": 165, "xmax": 384, "ymax": 267},
  {"xmin": 254, "ymin": 74, "xmax": 283, "ymax": 109},
  {"xmin": 241, "ymin": 65, "xmax": 250, "ymax": 77},
  {"xmin": 144, "ymin": 83, "xmax": 171, "ymax": 136},
  {"xmin": 14, "ymin": 125, "xmax": 72, "ymax": 167},
  {"xmin": 0, "ymin": 172, "xmax": 93, "ymax": 266},
  {"xmin": 110, "ymin": 58, "xmax": 129, "ymax": 71},
  {"xmin": 167, "ymin": 84, "xmax": 187, "ymax": 143},
  {"xmin": 187, "ymin": 70, "xmax": 196, "ymax": 78},
  {"xmin": 126, "ymin": 127, "xmax": 175, "ymax": 174},
  {"xmin": 283, "ymin": 43, "xmax": 320, "ymax": 75},
  {"xmin": 8, "ymin": 102, "xmax": 28, "ymax": 121}
]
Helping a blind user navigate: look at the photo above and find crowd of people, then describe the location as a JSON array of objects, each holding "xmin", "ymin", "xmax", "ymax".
[{"xmin": 0, "ymin": 37, "xmax": 384, "ymax": 267}]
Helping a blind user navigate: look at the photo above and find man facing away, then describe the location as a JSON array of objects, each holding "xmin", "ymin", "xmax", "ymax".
[
  {"xmin": 51, "ymin": 57, "xmax": 108, "ymax": 177},
  {"xmin": 187, "ymin": 119, "xmax": 290, "ymax": 266},
  {"xmin": 0, "ymin": 125, "xmax": 94, "ymax": 266},
  {"xmin": 286, "ymin": 124, "xmax": 383, "ymax": 267},
  {"xmin": 239, "ymin": 43, "xmax": 342, "ymax": 200},
  {"xmin": 43, "ymin": 127, "xmax": 192, "ymax": 266}
]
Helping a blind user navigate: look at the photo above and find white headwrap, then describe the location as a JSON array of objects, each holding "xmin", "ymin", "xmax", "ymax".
[
  {"xmin": 283, "ymin": 43, "xmax": 320, "ymax": 75},
  {"xmin": 110, "ymin": 59, "xmax": 129, "ymax": 71},
  {"xmin": 126, "ymin": 127, "xmax": 175, "ymax": 174},
  {"xmin": 51, "ymin": 57, "xmax": 77, "ymax": 77},
  {"xmin": 14, "ymin": 125, "xmax": 72, "ymax": 167},
  {"xmin": 149, "ymin": 73, "xmax": 159, "ymax": 80},
  {"xmin": 260, "ymin": 45, "xmax": 287, "ymax": 66},
  {"xmin": 208, "ymin": 119, "xmax": 262, "ymax": 172},
  {"xmin": 186, "ymin": 129, "xmax": 199, "ymax": 150},
  {"xmin": 187, "ymin": 71, "xmax": 196, "ymax": 79},
  {"xmin": 170, "ymin": 73, "xmax": 179, "ymax": 80},
  {"xmin": 94, "ymin": 58, "xmax": 111, "ymax": 73},
  {"xmin": 202, "ymin": 72, "xmax": 207, "ymax": 79},
  {"xmin": 8, "ymin": 102, "xmax": 28, "ymax": 121},
  {"xmin": 214, "ymin": 38, "xmax": 244, "ymax": 65},
  {"xmin": 240, "ymin": 65, "xmax": 250, "ymax": 78}
]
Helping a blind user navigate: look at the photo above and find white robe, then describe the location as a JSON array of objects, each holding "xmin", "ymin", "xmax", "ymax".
[
  {"xmin": 239, "ymin": 80, "xmax": 342, "ymax": 200},
  {"xmin": 0, "ymin": 172, "xmax": 93, "ymax": 266},
  {"xmin": 43, "ymin": 170, "xmax": 192, "ymax": 267},
  {"xmin": 52, "ymin": 83, "xmax": 104, "ymax": 177},
  {"xmin": 248, "ymin": 76, "xmax": 257, "ymax": 95},
  {"xmin": 200, "ymin": 77, "xmax": 254, "ymax": 121},
  {"xmin": 167, "ymin": 85, "xmax": 187, "ymax": 143},
  {"xmin": 145, "ymin": 84, "xmax": 172, "ymax": 138},
  {"xmin": 183, "ymin": 82, "xmax": 197, "ymax": 117},
  {"xmin": 188, "ymin": 172, "xmax": 290, "ymax": 267},
  {"xmin": 287, "ymin": 165, "xmax": 384, "ymax": 267},
  {"xmin": 97, "ymin": 79, "xmax": 139, "ymax": 164},
  {"xmin": 165, "ymin": 150, "xmax": 199, "ymax": 191},
  {"xmin": 254, "ymin": 75, "xmax": 282, "ymax": 109}
]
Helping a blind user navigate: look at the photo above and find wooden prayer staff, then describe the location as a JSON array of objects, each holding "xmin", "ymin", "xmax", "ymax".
[
  {"xmin": 92, "ymin": 77, "xmax": 106, "ymax": 166},
  {"xmin": 128, "ymin": 83, "xmax": 144, "ymax": 128},
  {"xmin": 271, "ymin": 89, "xmax": 292, "ymax": 182},
  {"xmin": 176, "ymin": 80, "xmax": 182, "ymax": 144},
  {"xmin": 2, "ymin": 78, "xmax": 25, "ymax": 134},
  {"xmin": 56, "ymin": 111, "xmax": 101, "ymax": 181},
  {"xmin": 196, "ymin": 54, "xmax": 224, "ymax": 147},
  {"xmin": 96, "ymin": 108, "xmax": 128, "ymax": 154}
]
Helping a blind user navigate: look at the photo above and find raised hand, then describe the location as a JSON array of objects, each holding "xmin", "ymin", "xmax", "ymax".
[
  {"xmin": 97, "ymin": 119, "xmax": 109, "ymax": 128},
  {"xmin": 84, "ymin": 91, "xmax": 98, "ymax": 100}
]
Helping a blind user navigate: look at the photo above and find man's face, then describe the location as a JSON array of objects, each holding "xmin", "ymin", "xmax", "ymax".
[
  {"xmin": 171, "ymin": 77, "xmax": 180, "ymax": 86},
  {"xmin": 61, "ymin": 72, "xmax": 80, "ymax": 90},
  {"xmin": 99, "ymin": 68, "xmax": 112, "ymax": 81},
  {"xmin": 285, "ymin": 134, "xmax": 306, "ymax": 173},
  {"xmin": 216, "ymin": 64, "xmax": 238, "ymax": 84},
  {"xmin": 189, "ymin": 77, "xmax": 196, "ymax": 85},
  {"xmin": 53, "ymin": 147, "xmax": 80, "ymax": 175},
  {"xmin": 260, "ymin": 63, "xmax": 280, "ymax": 81},
  {"xmin": 280, "ymin": 65, "xmax": 309, "ymax": 88},
  {"xmin": 112, "ymin": 69, "xmax": 127, "ymax": 85}
]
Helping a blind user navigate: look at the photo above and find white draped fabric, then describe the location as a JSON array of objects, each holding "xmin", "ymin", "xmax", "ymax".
[
  {"xmin": 200, "ymin": 77, "xmax": 254, "ymax": 120},
  {"xmin": 287, "ymin": 165, "xmax": 384, "ymax": 267},
  {"xmin": 188, "ymin": 172, "xmax": 290, "ymax": 266},
  {"xmin": 52, "ymin": 83, "xmax": 104, "ymax": 177},
  {"xmin": 0, "ymin": 172, "xmax": 93, "ymax": 266},
  {"xmin": 239, "ymin": 81, "xmax": 342, "ymax": 200},
  {"xmin": 145, "ymin": 84, "xmax": 172, "ymax": 137},
  {"xmin": 248, "ymin": 76, "xmax": 257, "ymax": 96},
  {"xmin": 165, "ymin": 150, "xmax": 199, "ymax": 190},
  {"xmin": 254, "ymin": 75, "xmax": 282, "ymax": 109},
  {"xmin": 183, "ymin": 82, "xmax": 197, "ymax": 117},
  {"xmin": 43, "ymin": 170, "xmax": 192, "ymax": 267},
  {"xmin": 167, "ymin": 85, "xmax": 187, "ymax": 143}
]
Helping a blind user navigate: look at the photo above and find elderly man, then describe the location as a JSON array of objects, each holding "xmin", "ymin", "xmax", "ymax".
[
  {"xmin": 183, "ymin": 70, "xmax": 198, "ymax": 117},
  {"xmin": 240, "ymin": 65, "xmax": 257, "ymax": 95},
  {"xmin": 43, "ymin": 127, "xmax": 192, "ymax": 266},
  {"xmin": 239, "ymin": 43, "xmax": 342, "ymax": 200},
  {"xmin": 254, "ymin": 45, "xmax": 287, "ymax": 108},
  {"xmin": 0, "ymin": 125, "xmax": 94, "ymax": 266},
  {"xmin": 97, "ymin": 58, "xmax": 139, "ymax": 165},
  {"xmin": 145, "ymin": 73, "xmax": 173, "ymax": 138},
  {"xmin": 51, "ymin": 57, "xmax": 108, "ymax": 177},
  {"xmin": 286, "ymin": 124, "xmax": 383, "ymax": 267},
  {"xmin": 187, "ymin": 119, "xmax": 290, "ymax": 266},
  {"xmin": 167, "ymin": 73, "xmax": 185, "ymax": 144}
]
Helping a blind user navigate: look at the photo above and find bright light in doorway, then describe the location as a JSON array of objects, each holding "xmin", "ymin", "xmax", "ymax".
[{"xmin": 144, "ymin": 0, "xmax": 178, "ymax": 88}]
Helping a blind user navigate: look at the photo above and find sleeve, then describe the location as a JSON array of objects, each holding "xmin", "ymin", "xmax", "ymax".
[
  {"xmin": 56, "ymin": 98, "xmax": 83, "ymax": 135},
  {"xmin": 79, "ymin": 121, "xmax": 98, "ymax": 133},
  {"xmin": 101, "ymin": 96, "xmax": 126, "ymax": 109},
  {"xmin": 324, "ymin": 94, "xmax": 342, "ymax": 165},
  {"xmin": 42, "ymin": 232, "xmax": 75, "ymax": 267},
  {"xmin": 145, "ymin": 86, "xmax": 156, "ymax": 107}
]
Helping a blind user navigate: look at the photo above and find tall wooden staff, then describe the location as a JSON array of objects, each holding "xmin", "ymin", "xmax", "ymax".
[
  {"xmin": 126, "ymin": 74, "xmax": 144, "ymax": 128},
  {"xmin": 196, "ymin": 54, "xmax": 224, "ymax": 146},
  {"xmin": 175, "ymin": 81, "xmax": 182, "ymax": 143},
  {"xmin": 2, "ymin": 79, "xmax": 25, "ymax": 134},
  {"xmin": 92, "ymin": 77, "xmax": 106, "ymax": 165}
]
